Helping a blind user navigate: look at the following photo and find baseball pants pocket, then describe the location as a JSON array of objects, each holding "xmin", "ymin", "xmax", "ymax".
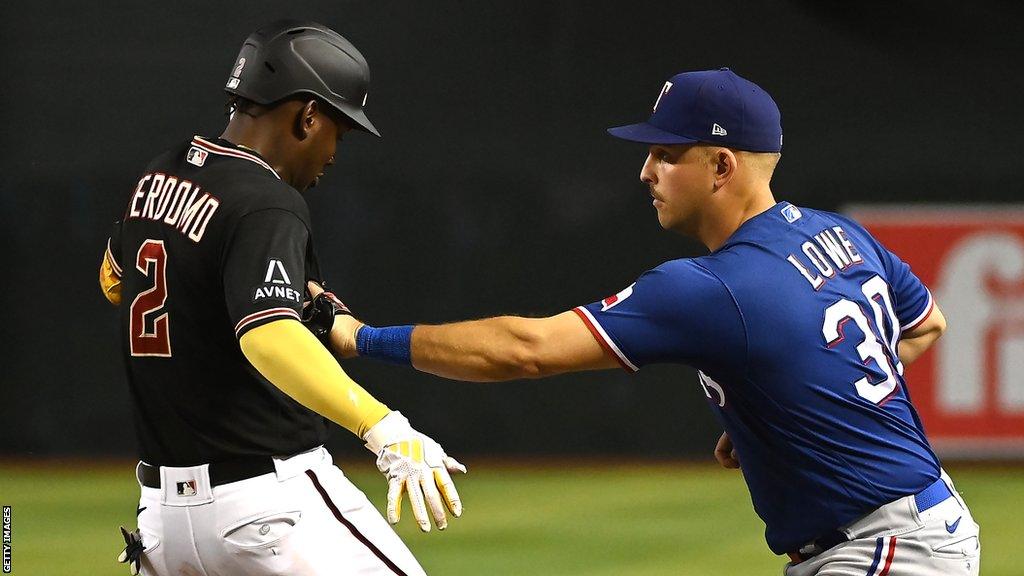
[
  {"xmin": 221, "ymin": 510, "xmax": 303, "ymax": 548},
  {"xmin": 218, "ymin": 510, "xmax": 310, "ymax": 575},
  {"xmin": 930, "ymin": 532, "xmax": 980, "ymax": 558},
  {"xmin": 923, "ymin": 518, "xmax": 981, "ymax": 576}
]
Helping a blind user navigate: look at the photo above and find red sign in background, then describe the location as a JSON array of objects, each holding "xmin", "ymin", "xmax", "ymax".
[{"xmin": 849, "ymin": 206, "xmax": 1024, "ymax": 458}]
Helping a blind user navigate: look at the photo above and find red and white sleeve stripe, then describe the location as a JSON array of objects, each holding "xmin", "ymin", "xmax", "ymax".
[
  {"xmin": 105, "ymin": 238, "xmax": 123, "ymax": 276},
  {"xmin": 234, "ymin": 307, "xmax": 301, "ymax": 338},
  {"xmin": 901, "ymin": 290, "xmax": 934, "ymax": 333},
  {"xmin": 572, "ymin": 306, "xmax": 639, "ymax": 372}
]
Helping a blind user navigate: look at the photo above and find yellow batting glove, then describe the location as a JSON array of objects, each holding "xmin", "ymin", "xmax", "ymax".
[{"xmin": 364, "ymin": 412, "xmax": 466, "ymax": 532}]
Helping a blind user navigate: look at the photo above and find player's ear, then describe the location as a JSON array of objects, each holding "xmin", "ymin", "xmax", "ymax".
[
  {"xmin": 295, "ymin": 99, "xmax": 319, "ymax": 140},
  {"xmin": 712, "ymin": 148, "xmax": 737, "ymax": 190}
]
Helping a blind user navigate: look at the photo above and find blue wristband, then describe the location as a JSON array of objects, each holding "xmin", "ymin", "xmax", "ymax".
[{"xmin": 356, "ymin": 325, "xmax": 415, "ymax": 365}]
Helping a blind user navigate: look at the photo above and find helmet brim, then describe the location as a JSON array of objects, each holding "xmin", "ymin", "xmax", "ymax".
[{"xmin": 339, "ymin": 106, "xmax": 381, "ymax": 138}]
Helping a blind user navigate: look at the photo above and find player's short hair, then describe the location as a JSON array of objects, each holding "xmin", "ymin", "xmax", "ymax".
[
  {"xmin": 225, "ymin": 94, "xmax": 265, "ymax": 118},
  {"xmin": 225, "ymin": 94, "xmax": 355, "ymax": 131},
  {"xmin": 696, "ymin": 144, "xmax": 781, "ymax": 176}
]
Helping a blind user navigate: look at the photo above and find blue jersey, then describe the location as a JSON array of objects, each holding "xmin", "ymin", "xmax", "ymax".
[{"xmin": 574, "ymin": 202, "xmax": 940, "ymax": 554}]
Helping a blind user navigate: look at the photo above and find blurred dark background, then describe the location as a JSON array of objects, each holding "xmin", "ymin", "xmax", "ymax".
[{"xmin": 1, "ymin": 0, "xmax": 1021, "ymax": 459}]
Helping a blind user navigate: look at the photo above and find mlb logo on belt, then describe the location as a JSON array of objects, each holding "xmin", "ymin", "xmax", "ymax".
[
  {"xmin": 850, "ymin": 205, "xmax": 1024, "ymax": 459},
  {"xmin": 186, "ymin": 147, "xmax": 208, "ymax": 167},
  {"xmin": 176, "ymin": 480, "xmax": 198, "ymax": 496}
]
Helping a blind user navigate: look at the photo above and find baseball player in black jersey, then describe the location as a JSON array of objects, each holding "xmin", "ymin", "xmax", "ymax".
[{"xmin": 99, "ymin": 20, "xmax": 464, "ymax": 576}]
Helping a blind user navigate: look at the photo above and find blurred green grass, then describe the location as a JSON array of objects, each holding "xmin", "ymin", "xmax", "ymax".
[{"xmin": 0, "ymin": 461, "xmax": 1019, "ymax": 575}]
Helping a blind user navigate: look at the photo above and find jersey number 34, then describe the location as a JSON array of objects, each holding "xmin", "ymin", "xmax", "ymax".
[
  {"xmin": 822, "ymin": 275, "xmax": 904, "ymax": 404},
  {"xmin": 129, "ymin": 239, "xmax": 172, "ymax": 357}
]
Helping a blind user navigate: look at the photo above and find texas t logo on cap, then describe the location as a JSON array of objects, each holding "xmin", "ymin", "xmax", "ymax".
[{"xmin": 653, "ymin": 81, "xmax": 673, "ymax": 112}]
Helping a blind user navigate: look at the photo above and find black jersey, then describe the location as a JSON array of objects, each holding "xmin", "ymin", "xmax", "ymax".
[{"xmin": 106, "ymin": 136, "xmax": 329, "ymax": 466}]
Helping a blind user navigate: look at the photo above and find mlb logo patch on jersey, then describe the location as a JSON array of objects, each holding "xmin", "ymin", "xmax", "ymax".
[
  {"xmin": 601, "ymin": 283, "xmax": 635, "ymax": 311},
  {"xmin": 781, "ymin": 204, "xmax": 802, "ymax": 223},
  {"xmin": 186, "ymin": 147, "xmax": 208, "ymax": 167}
]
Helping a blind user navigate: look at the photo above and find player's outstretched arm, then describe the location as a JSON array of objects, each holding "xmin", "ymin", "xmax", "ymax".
[
  {"xmin": 898, "ymin": 302, "xmax": 947, "ymax": 366},
  {"xmin": 328, "ymin": 311, "xmax": 621, "ymax": 382},
  {"xmin": 411, "ymin": 313, "xmax": 621, "ymax": 380},
  {"xmin": 240, "ymin": 319, "xmax": 465, "ymax": 531}
]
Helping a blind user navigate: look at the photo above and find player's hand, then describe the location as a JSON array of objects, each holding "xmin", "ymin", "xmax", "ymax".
[
  {"xmin": 306, "ymin": 281, "xmax": 363, "ymax": 358},
  {"xmin": 364, "ymin": 411, "xmax": 466, "ymax": 532},
  {"xmin": 714, "ymin": 431, "xmax": 740, "ymax": 469},
  {"xmin": 116, "ymin": 526, "xmax": 145, "ymax": 575}
]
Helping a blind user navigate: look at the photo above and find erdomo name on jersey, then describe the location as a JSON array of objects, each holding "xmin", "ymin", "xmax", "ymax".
[{"xmin": 126, "ymin": 172, "xmax": 221, "ymax": 243}]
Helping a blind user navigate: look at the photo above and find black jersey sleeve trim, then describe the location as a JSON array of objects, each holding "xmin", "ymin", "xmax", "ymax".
[{"xmin": 234, "ymin": 308, "xmax": 302, "ymax": 338}]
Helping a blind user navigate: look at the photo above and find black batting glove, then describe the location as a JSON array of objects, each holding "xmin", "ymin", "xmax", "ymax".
[{"xmin": 117, "ymin": 526, "xmax": 145, "ymax": 575}]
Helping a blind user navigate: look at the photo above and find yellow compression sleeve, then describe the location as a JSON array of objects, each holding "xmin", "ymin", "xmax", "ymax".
[
  {"xmin": 99, "ymin": 250, "xmax": 122, "ymax": 306},
  {"xmin": 240, "ymin": 319, "xmax": 390, "ymax": 438}
]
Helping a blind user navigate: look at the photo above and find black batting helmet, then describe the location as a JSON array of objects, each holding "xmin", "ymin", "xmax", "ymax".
[{"xmin": 224, "ymin": 20, "xmax": 380, "ymax": 137}]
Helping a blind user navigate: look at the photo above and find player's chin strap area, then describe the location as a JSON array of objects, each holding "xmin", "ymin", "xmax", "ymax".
[{"xmin": 787, "ymin": 477, "xmax": 953, "ymax": 564}]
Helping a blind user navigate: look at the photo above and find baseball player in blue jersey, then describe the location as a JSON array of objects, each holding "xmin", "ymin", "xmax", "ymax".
[{"xmin": 322, "ymin": 68, "xmax": 981, "ymax": 574}]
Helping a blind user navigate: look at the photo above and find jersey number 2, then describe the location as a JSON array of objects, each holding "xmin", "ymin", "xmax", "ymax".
[
  {"xmin": 130, "ymin": 239, "xmax": 172, "ymax": 357},
  {"xmin": 822, "ymin": 275, "xmax": 903, "ymax": 404}
]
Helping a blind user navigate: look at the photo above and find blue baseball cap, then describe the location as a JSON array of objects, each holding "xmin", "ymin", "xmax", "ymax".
[{"xmin": 608, "ymin": 68, "xmax": 782, "ymax": 152}]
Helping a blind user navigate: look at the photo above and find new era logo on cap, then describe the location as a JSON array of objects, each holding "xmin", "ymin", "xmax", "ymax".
[{"xmin": 711, "ymin": 123, "xmax": 727, "ymax": 136}]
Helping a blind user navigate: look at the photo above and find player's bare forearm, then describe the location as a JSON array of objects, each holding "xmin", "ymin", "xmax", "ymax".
[
  {"xmin": 411, "ymin": 312, "xmax": 619, "ymax": 382},
  {"xmin": 411, "ymin": 316, "xmax": 547, "ymax": 381},
  {"xmin": 898, "ymin": 303, "xmax": 947, "ymax": 366}
]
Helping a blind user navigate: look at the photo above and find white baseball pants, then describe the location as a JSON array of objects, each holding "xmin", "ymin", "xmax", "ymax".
[
  {"xmin": 784, "ymin": 471, "xmax": 980, "ymax": 576},
  {"xmin": 134, "ymin": 447, "xmax": 427, "ymax": 576}
]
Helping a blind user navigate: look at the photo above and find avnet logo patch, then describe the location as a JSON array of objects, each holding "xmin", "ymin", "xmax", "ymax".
[
  {"xmin": 253, "ymin": 258, "xmax": 301, "ymax": 304},
  {"xmin": 253, "ymin": 284, "xmax": 301, "ymax": 303}
]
